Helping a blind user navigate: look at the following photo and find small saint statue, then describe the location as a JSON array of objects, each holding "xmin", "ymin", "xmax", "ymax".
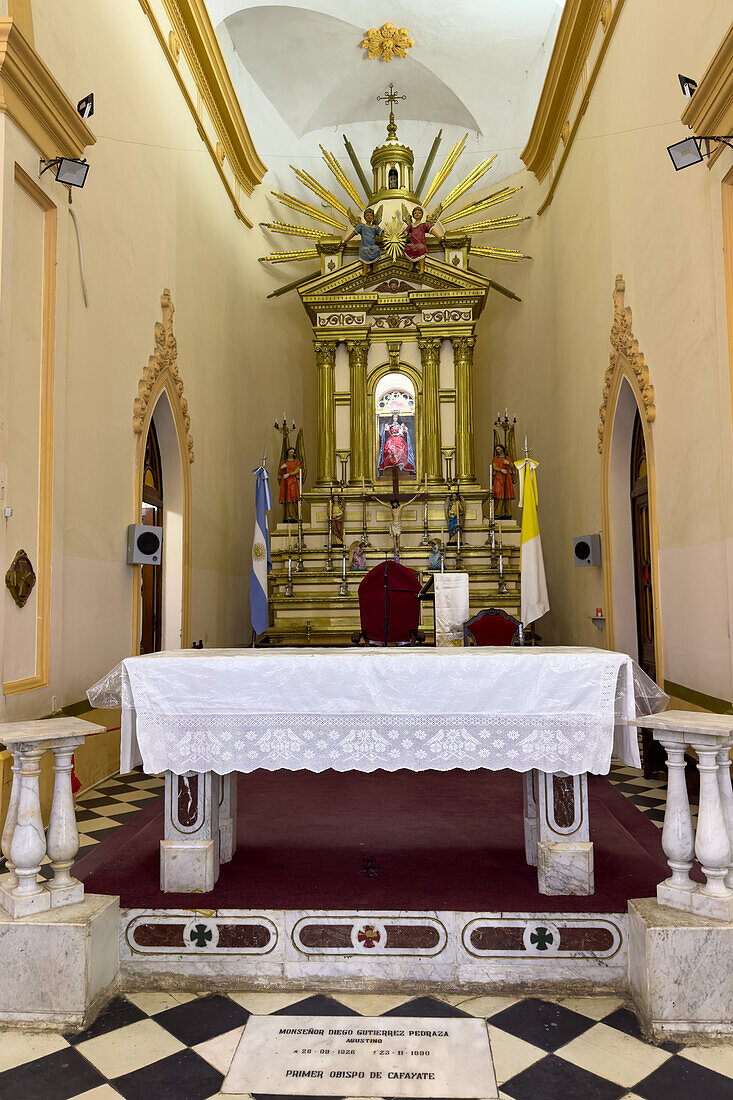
[
  {"xmin": 341, "ymin": 206, "xmax": 383, "ymax": 276},
  {"xmin": 445, "ymin": 490, "xmax": 465, "ymax": 544},
  {"xmin": 492, "ymin": 443, "xmax": 516, "ymax": 519},
  {"xmin": 279, "ymin": 446, "xmax": 301, "ymax": 523},
  {"xmin": 349, "ymin": 539, "xmax": 367, "ymax": 570},
  {"xmin": 428, "ymin": 538, "xmax": 443, "ymax": 571},
  {"xmin": 378, "ymin": 411, "xmax": 415, "ymax": 477},
  {"xmin": 403, "ymin": 204, "xmax": 443, "ymax": 276},
  {"xmin": 331, "ymin": 493, "xmax": 345, "ymax": 546}
]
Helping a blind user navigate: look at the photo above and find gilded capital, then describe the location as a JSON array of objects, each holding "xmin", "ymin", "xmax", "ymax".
[
  {"xmin": 418, "ymin": 336, "xmax": 441, "ymax": 365},
  {"xmin": 346, "ymin": 340, "xmax": 369, "ymax": 368},
  {"xmin": 450, "ymin": 335, "xmax": 476, "ymax": 361},
  {"xmin": 314, "ymin": 340, "xmax": 337, "ymax": 368}
]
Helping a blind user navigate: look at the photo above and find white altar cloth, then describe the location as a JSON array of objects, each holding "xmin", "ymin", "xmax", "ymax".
[{"xmin": 88, "ymin": 647, "xmax": 666, "ymax": 778}]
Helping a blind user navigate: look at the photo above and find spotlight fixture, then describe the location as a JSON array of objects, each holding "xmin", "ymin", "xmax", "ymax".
[
  {"xmin": 678, "ymin": 74, "xmax": 697, "ymax": 98},
  {"xmin": 77, "ymin": 92, "xmax": 94, "ymax": 119},
  {"xmin": 39, "ymin": 156, "xmax": 90, "ymax": 188},
  {"xmin": 667, "ymin": 135, "xmax": 733, "ymax": 171}
]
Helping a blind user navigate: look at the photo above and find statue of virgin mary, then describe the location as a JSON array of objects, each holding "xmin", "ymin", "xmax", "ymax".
[{"xmin": 378, "ymin": 411, "xmax": 416, "ymax": 476}]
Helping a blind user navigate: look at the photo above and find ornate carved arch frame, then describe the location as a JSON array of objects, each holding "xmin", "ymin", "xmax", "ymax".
[
  {"xmin": 599, "ymin": 276, "xmax": 663, "ymax": 679},
  {"xmin": 131, "ymin": 289, "xmax": 193, "ymax": 652},
  {"xmin": 367, "ymin": 359, "xmax": 424, "ymax": 483}
]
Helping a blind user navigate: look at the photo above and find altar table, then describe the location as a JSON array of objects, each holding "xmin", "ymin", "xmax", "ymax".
[{"xmin": 88, "ymin": 647, "xmax": 666, "ymax": 897}]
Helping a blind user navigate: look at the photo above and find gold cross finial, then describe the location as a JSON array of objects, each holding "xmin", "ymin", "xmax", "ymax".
[{"xmin": 377, "ymin": 83, "xmax": 406, "ymax": 109}]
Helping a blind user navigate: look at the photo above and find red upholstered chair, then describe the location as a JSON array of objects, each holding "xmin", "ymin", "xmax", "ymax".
[
  {"xmin": 463, "ymin": 607, "xmax": 520, "ymax": 646},
  {"xmin": 354, "ymin": 560, "xmax": 424, "ymax": 645}
]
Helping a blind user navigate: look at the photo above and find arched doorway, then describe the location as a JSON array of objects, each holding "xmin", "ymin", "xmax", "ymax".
[
  {"xmin": 140, "ymin": 420, "xmax": 163, "ymax": 653},
  {"xmin": 630, "ymin": 410, "xmax": 656, "ymax": 679}
]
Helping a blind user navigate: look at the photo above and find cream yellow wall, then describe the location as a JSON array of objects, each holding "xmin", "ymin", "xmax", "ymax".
[
  {"xmin": 478, "ymin": 0, "xmax": 733, "ymax": 700},
  {"xmin": 0, "ymin": 1, "xmax": 314, "ymax": 719}
]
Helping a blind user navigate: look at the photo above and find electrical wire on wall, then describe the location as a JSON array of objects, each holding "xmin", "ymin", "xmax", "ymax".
[{"xmin": 68, "ymin": 205, "xmax": 89, "ymax": 308}]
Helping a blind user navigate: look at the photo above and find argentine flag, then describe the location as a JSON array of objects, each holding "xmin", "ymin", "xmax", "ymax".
[
  {"xmin": 515, "ymin": 457, "xmax": 549, "ymax": 628},
  {"xmin": 250, "ymin": 463, "xmax": 272, "ymax": 637}
]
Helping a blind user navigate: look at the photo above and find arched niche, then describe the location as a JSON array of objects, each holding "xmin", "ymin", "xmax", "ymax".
[
  {"xmin": 599, "ymin": 277, "xmax": 662, "ymax": 679},
  {"xmin": 368, "ymin": 361, "xmax": 423, "ymax": 482},
  {"xmin": 132, "ymin": 290, "xmax": 193, "ymax": 653}
]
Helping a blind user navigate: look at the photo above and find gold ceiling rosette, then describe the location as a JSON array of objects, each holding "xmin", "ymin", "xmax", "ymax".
[{"xmin": 361, "ymin": 22, "xmax": 414, "ymax": 63}]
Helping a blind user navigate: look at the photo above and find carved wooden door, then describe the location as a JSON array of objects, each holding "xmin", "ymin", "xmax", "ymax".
[{"xmin": 630, "ymin": 411, "xmax": 656, "ymax": 679}]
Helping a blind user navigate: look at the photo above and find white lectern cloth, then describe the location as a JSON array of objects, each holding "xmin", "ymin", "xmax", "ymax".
[
  {"xmin": 434, "ymin": 573, "xmax": 470, "ymax": 646},
  {"xmin": 88, "ymin": 647, "xmax": 666, "ymax": 777}
]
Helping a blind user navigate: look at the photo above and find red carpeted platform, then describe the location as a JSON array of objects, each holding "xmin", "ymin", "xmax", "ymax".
[{"xmin": 77, "ymin": 770, "xmax": 671, "ymax": 912}]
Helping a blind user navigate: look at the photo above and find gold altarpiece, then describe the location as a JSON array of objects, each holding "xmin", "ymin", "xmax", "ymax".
[{"xmin": 262, "ymin": 100, "xmax": 524, "ymax": 643}]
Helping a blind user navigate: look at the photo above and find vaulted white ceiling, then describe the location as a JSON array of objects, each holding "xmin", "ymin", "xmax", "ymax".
[{"xmin": 206, "ymin": 1, "xmax": 565, "ymax": 189}]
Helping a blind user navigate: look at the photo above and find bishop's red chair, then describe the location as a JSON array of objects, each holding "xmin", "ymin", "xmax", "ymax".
[
  {"xmin": 354, "ymin": 560, "xmax": 424, "ymax": 645},
  {"xmin": 463, "ymin": 607, "xmax": 520, "ymax": 646}
]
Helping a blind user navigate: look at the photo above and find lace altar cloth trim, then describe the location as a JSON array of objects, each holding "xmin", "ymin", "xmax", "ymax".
[
  {"xmin": 139, "ymin": 712, "xmax": 623, "ymax": 775},
  {"xmin": 87, "ymin": 647, "xmax": 667, "ymax": 776}
]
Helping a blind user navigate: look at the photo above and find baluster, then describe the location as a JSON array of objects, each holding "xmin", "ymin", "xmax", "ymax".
[
  {"xmin": 7, "ymin": 743, "xmax": 51, "ymax": 916},
  {"xmin": 716, "ymin": 745, "xmax": 733, "ymax": 889},
  {"xmin": 691, "ymin": 739, "xmax": 733, "ymax": 919},
  {"xmin": 46, "ymin": 738, "xmax": 85, "ymax": 906},
  {"xmin": 0, "ymin": 751, "xmax": 22, "ymax": 892},
  {"xmin": 656, "ymin": 735, "xmax": 696, "ymax": 908}
]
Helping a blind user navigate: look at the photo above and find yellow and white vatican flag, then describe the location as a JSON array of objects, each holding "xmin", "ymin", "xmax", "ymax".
[{"xmin": 515, "ymin": 458, "xmax": 549, "ymax": 627}]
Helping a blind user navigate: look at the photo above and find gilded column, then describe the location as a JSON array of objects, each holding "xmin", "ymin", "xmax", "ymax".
[
  {"xmin": 419, "ymin": 337, "xmax": 442, "ymax": 481},
  {"xmin": 347, "ymin": 340, "xmax": 369, "ymax": 483},
  {"xmin": 315, "ymin": 340, "xmax": 337, "ymax": 485},
  {"xmin": 451, "ymin": 335, "xmax": 476, "ymax": 481}
]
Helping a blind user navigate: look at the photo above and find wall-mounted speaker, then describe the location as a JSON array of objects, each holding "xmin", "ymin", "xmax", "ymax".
[
  {"xmin": 127, "ymin": 523, "xmax": 162, "ymax": 565},
  {"xmin": 573, "ymin": 533, "xmax": 602, "ymax": 567}
]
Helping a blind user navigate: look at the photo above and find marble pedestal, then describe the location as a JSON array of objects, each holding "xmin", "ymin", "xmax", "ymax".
[
  {"xmin": 627, "ymin": 898, "xmax": 733, "ymax": 1042},
  {"xmin": 0, "ymin": 893, "xmax": 119, "ymax": 1029}
]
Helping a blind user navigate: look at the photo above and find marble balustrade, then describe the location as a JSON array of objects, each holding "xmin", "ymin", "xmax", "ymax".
[
  {"xmin": 631, "ymin": 712, "xmax": 733, "ymax": 922},
  {"xmin": 0, "ymin": 717, "xmax": 104, "ymax": 919}
]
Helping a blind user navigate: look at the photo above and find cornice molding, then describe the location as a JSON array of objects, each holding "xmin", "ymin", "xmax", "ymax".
[
  {"xmin": 521, "ymin": 0, "xmax": 625, "ymax": 213},
  {"xmin": 681, "ymin": 22, "xmax": 733, "ymax": 158},
  {"xmin": 0, "ymin": 19, "xmax": 95, "ymax": 158},
  {"xmin": 139, "ymin": 0, "xmax": 265, "ymax": 207}
]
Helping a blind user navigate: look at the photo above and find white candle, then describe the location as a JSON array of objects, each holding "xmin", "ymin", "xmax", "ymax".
[
  {"xmin": 288, "ymin": 555, "xmax": 292, "ymax": 580},
  {"xmin": 499, "ymin": 551, "xmax": 503, "ymax": 576},
  {"xmin": 342, "ymin": 554, "xmax": 346, "ymax": 578},
  {"xmin": 457, "ymin": 525, "xmax": 461, "ymax": 552}
]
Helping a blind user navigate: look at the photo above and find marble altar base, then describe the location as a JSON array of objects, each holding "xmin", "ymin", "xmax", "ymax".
[
  {"xmin": 627, "ymin": 897, "xmax": 733, "ymax": 1042},
  {"xmin": 0, "ymin": 893, "xmax": 119, "ymax": 1029}
]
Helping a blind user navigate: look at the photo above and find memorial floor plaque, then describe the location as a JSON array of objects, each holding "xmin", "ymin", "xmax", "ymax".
[{"xmin": 223, "ymin": 1014, "xmax": 498, "ymax": 1098}]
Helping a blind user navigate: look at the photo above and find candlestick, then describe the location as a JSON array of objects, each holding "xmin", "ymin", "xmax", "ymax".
[
  {"xmin": 285, "ymin": 552, "xmax": 294, "ymax": 597},
  {"xmin": 421, "ymin": 472, "xmax": 430, "ymax": 545}
]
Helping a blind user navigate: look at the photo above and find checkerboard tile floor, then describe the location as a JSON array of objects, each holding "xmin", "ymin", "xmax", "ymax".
[
  {"xmin": 606, "ymin": 760, "xmax": 697, "ymax": 830},
  {"xmin": 0, "ymin": 990, "xmax": 731, "ymax": 1099}
]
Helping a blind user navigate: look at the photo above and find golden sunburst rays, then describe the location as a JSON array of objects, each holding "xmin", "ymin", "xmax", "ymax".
[
  {"xmin": 262, "ymin": 128, "xmax": 529, "ymax": 267},
  {"xmin": 382, "ymin": 214, "xmax": 407, "ymax": 261},
  {"xmin": 261, "ymin": 221, "xmax": 332, "ymax": 240},
  {"xmin": 260, "ymin": 248, "xmax": 321, "ymax": 264},
  {"xmin": 439, "ymin": 155, "xmax": 497, "ymax": 212},
  {"xmin": 469, "ymin": 246, "xmax": 529, "ymax": 262},
  {"xmin": 441, "ymin": 186, "xmax": 522, "ymax": 224},
  {"xmin": 289, "ymin": 165, "xmax": 350, "ymax": 217},
  {"xmin": 458, "ymin": 214, "xmax": 529, "ymax": 234},
  {"xmin": 319, "ymin": 146, "xmax": 364, "ymax": 208},
  {"xmin": 420, "ymin": 134, "xmax": 467, "ymax": 207},
  {"xmin": 270, "ymin": 192, "xmax": 347, "ymax": 232}
]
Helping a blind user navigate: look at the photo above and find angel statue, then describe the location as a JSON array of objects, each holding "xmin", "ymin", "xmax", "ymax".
[
  {"xmin": 445, "ymin": 489, "xmax": 465, "ymax": 544},
  {"xmin": 378, "ymin": 411, "xmax": 415, "ymax": 477},
  {"xmin": 492, "ymin": 426, "xmax": 517, "ymax": 519},
  {"xmin": 278, "ymin": 428, "xmax": 306, "ymax": 523},
  {"xmin": 341, "ymin": 205, "xmax": 384, "ymax": 276},
  {"xmin": 402, "ymin": 203, "xmax": 443, "ymax": 276}
]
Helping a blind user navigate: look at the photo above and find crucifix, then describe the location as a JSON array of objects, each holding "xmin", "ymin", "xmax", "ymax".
[{"xmin": 368, "ymin": 470, "xmax": 426, "ymax": 559}]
